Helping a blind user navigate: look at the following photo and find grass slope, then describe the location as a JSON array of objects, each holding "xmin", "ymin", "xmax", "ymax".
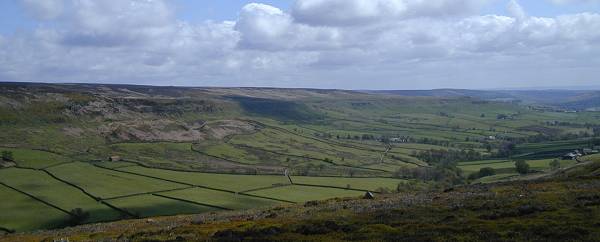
[
  {"xmin": 0, "ymin": 168, "xmax": 121, "ymax": 223},
  {"xmin": 248, "ymin": 185, "xmax": 365, "ymax": 203},
  {"xmin": 47, "ymin": 162, "xmax": 186, "ymax": 199},
  {"xmin": 0, "ymin": 185, "xmax": 69, "ymax": 232}
]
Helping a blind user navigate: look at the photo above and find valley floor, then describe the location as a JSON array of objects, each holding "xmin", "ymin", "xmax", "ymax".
[{"xmin": 3, "ymin": 161, "xmax": 599, "ymax": 242}]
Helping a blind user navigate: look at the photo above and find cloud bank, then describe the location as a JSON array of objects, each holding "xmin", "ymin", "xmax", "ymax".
[{"xmin": 1, "ymin": 0, "xmax": 599, "ymax": 89}]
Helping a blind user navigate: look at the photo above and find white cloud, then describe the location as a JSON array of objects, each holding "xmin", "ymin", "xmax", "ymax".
[
  {"xmin": 291, "ymin": 0, "xmax": 490, "ymax": 26},
  {"xmin": 20, "ymin": 0, "xmax": 65, "ymax": 20},
  {"xmin": 235, "ymin": 3, "xmax": 340, "ymax": 51},
  {"xmin": 508, "ymin": 0, "xmax": 527, "ymax": 21},
  {"xmin": 2, "ymin": 0, "xmax": 600, "ymax": 89}
]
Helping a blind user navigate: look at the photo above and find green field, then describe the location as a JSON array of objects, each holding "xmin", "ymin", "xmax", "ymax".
[
  {"xmin": 290, "ymin": 176, "xmax": 404, "ymax": 191},
  {"xmin": 458, "ymin": 159, "xmax": 578, "ymax": 174},
  {"xmin": 0, "ymin": 185, "xmax": 69, "ymax": 232},
  {"xmin": 160, "ymin": 188, "xmax": 281, "ymax": 210},
  {"xmin": 2, "ymin": 84, "xmax": 600, "ymax": 232},
  {"xmin": 106, "ymin": 194, "xmax": 218, "ymax": 218},
  {"xmin": 47, "ymin": 162, "xmax": 187, "ymax": 199},
  {"xmin": 1, "ymin": 148, "xmax": 71, "ymax": 169},
  {"xmin": 247, "ymin": 185, "xmax": 365, "ymax": 203},
  {"xmin": 117, "ymin": 166, "xmax": 290, "ymax": 192},
  {"xmin": 0, "ymin": 168, "xmax": 121, "ymax": 223}
]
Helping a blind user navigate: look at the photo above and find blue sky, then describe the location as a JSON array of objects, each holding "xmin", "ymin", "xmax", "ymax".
[
  {"xmin": 1, "ymin": 0, "xmax": 599, "ymax": 89},
  {"xmin": 0, "ymin": 0, "xmax": 296, "ymax": 34}
]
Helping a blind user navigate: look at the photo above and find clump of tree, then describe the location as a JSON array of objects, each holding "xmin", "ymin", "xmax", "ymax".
[
  {"xmin": 550, "ymin": 159, "xmax": 561, "ymax": 171},
  {"xmin": 1, "ymin": 151, "xmax": 13, "ymax": 161},
  {"xmin": 395, "ymin": 180, "xmax": 424, "ymax": 193},
  {"xmin": 66, "ymin": 208, "xmax": 90, "ymax": 226},
  {"xmin": 468, "ymin": 167, "xmax": 496, "ymax": 180},
  {"xmin": 495, "ymin": 142, "xmax": 516, "ymax": 158},
  {"xmin": 515, "ymin": 160, "xmax": 530, "ymax": 174},
  {"xmin": 415, "ymin": 149, "xmax": 483, "ymax": 165},
  {"xmin": 393, "ymin": 164, "xmax": 464, "ymax": 186}
]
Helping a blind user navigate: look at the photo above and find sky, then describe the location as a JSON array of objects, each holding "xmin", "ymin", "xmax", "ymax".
[{"xmin": 0, "ymin": 0, "xmax": 599, "ymax": 90}]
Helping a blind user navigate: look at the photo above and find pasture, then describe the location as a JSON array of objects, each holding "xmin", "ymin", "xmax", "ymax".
[
  {"xmin": 0, "ymin": 148, "xmax": 72, "ymax": 169},
  {"xmin": 0, "ymin": 185, "xmax": 69, "ymax": 232},
  {"xmin": 2, "ymin": 85, "xmax": 600, "ymax": 233},
  {"xmin": 290, "ymin": 176, "xmax": 405, "ymax": 191},
  {"xmin": 458, "ymin": 159, "xmax": 577, "ymax": 174},
  {"xmin": 105, "ymin": 194, "xmax": 218, "ymax": 218},
  {"xmin": 117, "ymin": 165, "xmax": 291, "ymax": 192},
  {"xmin": 47, "ymin": 162, "xmax": 187, "ymax": 199},
  {"xmin": 0, "ymin": 156, "xmax": 404, "ymax": 232},
  {"xmin": 247, "ymin": 185, "xmax": 365, "ymax": 203},
  {"xmin": 160, "ymin": 188, "xmax": 281, "ymax": 210},
  {"xmin": 0, "ymin": 168, "xmax": 121, "ymax": 223}
]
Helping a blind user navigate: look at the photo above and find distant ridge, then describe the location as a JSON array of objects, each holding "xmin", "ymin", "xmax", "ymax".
[{"xmin": 365, "ymin": 89, "xmax": 600, "ymax": 111}]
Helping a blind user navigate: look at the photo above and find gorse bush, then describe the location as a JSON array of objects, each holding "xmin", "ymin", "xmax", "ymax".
[
  {"xmin": 515, "ymin": 160, "xmax": 530, "ymax": 174},
  {"xmin": 1, "ymin": 150, "xmax": 13, "ymax": 161}
]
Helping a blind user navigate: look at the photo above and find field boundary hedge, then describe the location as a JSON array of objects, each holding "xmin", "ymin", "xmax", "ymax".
[
  {"xmin": 94, "ymin": 163, "xmax": 196, "ymax": 186},
  {"xmin": 110, "ymin": 159, "xmax": 287, "ymax": 177},
  {"xmin": 41, "ymin": 161, "xmax": 76, "ymax": 170},
  {"xmin": 0, "ymin": 181, "xmax": 72, "ymax": 216},
  {"xmin": 101, "ymin": 186, "xmax": 196, "ymax": 201},
  {"xmin": 41, "ymin": 169, "xmax": 101, "ymax": 201},
  {"xmin": 94, "ymin": 164, "xmax": 295, "ymax": 204},
  {"xmin": 237, "ymin": 192, "xmax": 296, "ymax": 204},
  {"xmin": 0, "ymin": 227, "xmax": 15, "ymax": 234},
  {"xmin": 9, "ymin": 167, "xmax": 139, "ymax": 221},
  {"xmin": 239, "ymin": 184, "xmax": 293, "ymax": 194},
  {"xmin": 230, "ymin": 143, "xmax": 390, "ymax": 173},
  {"xmin": 153, "ymin": 194, "xmax": 232, "ymax": 211},
  {"xmin": 108, "ymin": 159, "xmax": 396, "ymax": 179},
  {"xmin": 292, "ymin": 183, "xmax": 379, "ymax": 193},
  {"xmin": 99, "ymin": 200, "xmax": 139, "ymax": 219},
  {"xmin": 228, "ymin": 121, "xmax": 427, "ymax": 168},
  {"xmin": 190, "ymin": 145, "xmax": 256, "ymax": 166}
]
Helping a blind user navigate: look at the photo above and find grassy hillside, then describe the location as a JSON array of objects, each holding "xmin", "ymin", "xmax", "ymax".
[
  {"xmin": 1, "ymin": 83, "xmax": 600, "ymax": 233},
  {"xmin": 3, "ymin": 159, "xmax": 599, "ymax": 241}
]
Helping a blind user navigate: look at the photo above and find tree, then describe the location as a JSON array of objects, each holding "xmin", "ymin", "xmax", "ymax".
[
  {"xmin": 1, "ymin": 151, "xmax": 13, "ymax": 161},
  {"xmin": 550, "ymin": 159, "xmax": 561, "ymax": 170},
  {"xmin": 515, "ymin": 160, "xmax": 530, "ymax": 174},
  {"xmin": 478, "ymin": 167, "xmax": 496, "ymax": 177},
  {"xmin": 497, "ymin": 142, "xmax": 516, "ymax": 158},
  {"xmin": 67, "ymin": 208, "xmax": 90, "ymax": 226}
]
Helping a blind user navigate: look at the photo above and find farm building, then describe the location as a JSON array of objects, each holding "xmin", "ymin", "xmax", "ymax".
[
  {"xmin": 562, "ymin": 152, "xmax": 580, "ymax": 160},
  {"xmin": 0, "ymin": 160, "xmax": 16, "ymax": 168},
  {"xmin": 388, "ymin": 137, "xmax": 410, "ymax": 143},
  {"xmin": 108, "ymin": 156, "xmax": 122, "ymax": 162}
]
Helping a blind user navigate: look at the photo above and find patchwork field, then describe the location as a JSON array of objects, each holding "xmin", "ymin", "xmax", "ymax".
[
  {"xmin": 0, "ymin": 158, "xmax": 397, "ymax": 232},
  {"xmin": 1, "ymin": 84, "xmax": 600, "ymax": 233},
  {"xmin": 0, "ymin": 185, "xmax": 69, "ymax": 232},
  {"xmin": 105, "ymin": 194, "xmax": 218, "ymax": 218},
  {"xmin": 0, "ymin": 168, "xmax": 121, "ymax": 223},
  {"xmin": 160, "ymin": 188, "xmax": 282, "ymax": 210},
  {"xmin": 47, "ymin": 162, "xmax": 188, "ymax": 199},
  {"xmin": 290, "ymin": 176, "xmax": 404, "ymax": 191},
  {"xmin": 0, "ymin": 148, "xmax": 72, "ymax": 169},
  {"xmin": 458, "ymin": 159, "xmax": 578, "ymax": 174},
  {"xmin": 247, "ymin": 185, "xmax": 366, "ymax": 203},
  {"xmin": 116, "ymin": 166, "xmax": 291, "ymax": 192}
]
